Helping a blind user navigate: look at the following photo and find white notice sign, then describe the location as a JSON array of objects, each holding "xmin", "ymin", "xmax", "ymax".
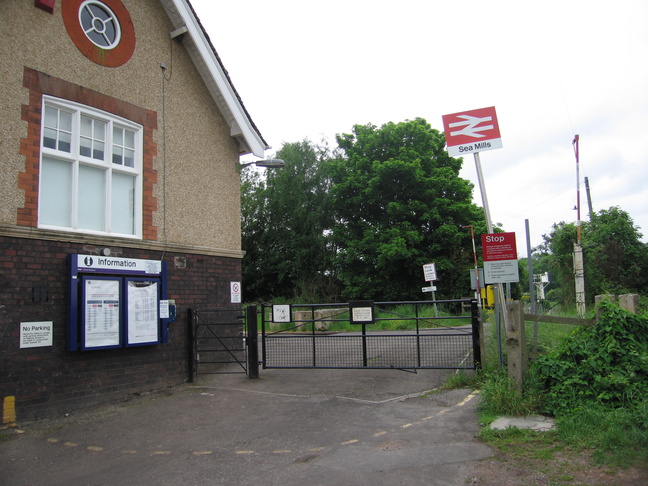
[
  {"xmin": 84, "ymin": 279, "xmax": 121, "ymax": 348},
  {"xmin": 484, "ymin": 260, "xmax": 520, "ymax": 284},
  {"xmin": 272, "ymin": 305, "xmax": 291, "ymax": 323},
  {"xmin": 231, "ymin": 282, "xmax": 241, "ymax": 303},
  {"xmin": 423, "ymin": 263, "xmax": 437, "ymax": 282},
  {"xmin": 20, "ymin": 321, "xmax": 53, "ymax": 348},
  {"xmin": 127, "ymin": 281, "xmax": 159, "ymax": 345},
  {"xmin": 352, "ymin": 307, "xmax": 373, "ymax": 322}
]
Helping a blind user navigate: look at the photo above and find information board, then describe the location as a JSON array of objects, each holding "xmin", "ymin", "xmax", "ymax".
[
  {"xmin": 68, "ymin": 254, "xmax": 168, "ymax": 351},
  {"xmin": 82, "ymin": 277, "xmax": 121, "ymax": 349},
  {"xmin": 126, "ymin": 279, "xmax": 160, "ymax": 346}
]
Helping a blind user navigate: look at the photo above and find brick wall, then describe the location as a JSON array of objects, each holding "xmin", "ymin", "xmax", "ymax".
[{"xmin": 0, "ymin": 235, "xmax": 242, "ymax": 420}]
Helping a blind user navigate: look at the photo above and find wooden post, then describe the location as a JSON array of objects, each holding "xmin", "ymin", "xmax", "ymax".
[{"xmin": 505, "ymin": 301, "xmax": 527, "ymax": 392}]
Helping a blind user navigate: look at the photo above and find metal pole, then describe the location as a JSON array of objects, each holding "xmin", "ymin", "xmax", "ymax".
[
  {"xmin": 474, "ymin": 152, "xmax": 509, "ymax": 361},
  {"xmin": 246, "ymin": 305, "xmax": 259, "ymax": 379},
  {"xmin": 463, "ymin": 224, "xmax": 482, "ymax": 307},
  {"xmin": 585, "ymin": 176, "xmax": 594, "ymax": 220},
  {"xmin": 431, "ymin": 290, "xmax": 439, "ymax": 317},
  {"xmin": 188, "ymin": 308, "xmax": 194, "ymax": 383},
  {"xmin": 526, "ymin": 219, "xmax": 538, "ymax": 352},
  {"xmin": 474, "ymin": 153, "xmax": 493, "ymax": 233},
  {"xmin": 471, "ymin": 299, "xmax": 482, "ymax": 369}
]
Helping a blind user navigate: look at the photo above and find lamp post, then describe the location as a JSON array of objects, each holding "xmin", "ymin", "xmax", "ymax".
[
  {"xmin": 240, "ymin": 158, "xmax": 285, "ymax": 169},
  {"xmin": 239, "ymin": 157, "xmax": 284, "ymax": 379}
]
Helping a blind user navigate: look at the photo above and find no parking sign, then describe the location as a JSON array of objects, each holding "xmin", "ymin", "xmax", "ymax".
[{"xmin": 230, "ymin": 282, "xmax": 241, "ymax": 303}]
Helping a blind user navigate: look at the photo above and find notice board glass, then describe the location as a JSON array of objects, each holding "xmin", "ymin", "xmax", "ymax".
[
  {"xmin": 82, "ymin": 277, "xmax": 122, "ymax": 350},
  {"xmin": 68, "ymin": 254, "xmax": 168, "ymax": 351},
  {"xmin": 125, "ymin": 279, "xmax": 160, "ymax": 346}
]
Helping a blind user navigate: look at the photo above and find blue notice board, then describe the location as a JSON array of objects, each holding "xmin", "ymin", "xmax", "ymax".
[{"xmin": 68, "ymin": 254, "xmax": 169, "ymax": 351}]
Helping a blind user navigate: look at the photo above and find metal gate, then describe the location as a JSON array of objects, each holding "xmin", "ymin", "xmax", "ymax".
[
  {"xmin": 188, "ymin": 307, "xmax": 247, "ymax": 378},
  {"xmin": 258, "ymin": 299, "xmax": 480, "ymax": 371}
]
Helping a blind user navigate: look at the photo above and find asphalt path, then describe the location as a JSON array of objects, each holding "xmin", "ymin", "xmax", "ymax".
[{"xmin": 0, "ymin": 367, "xmax": 493, "ymax": 485}]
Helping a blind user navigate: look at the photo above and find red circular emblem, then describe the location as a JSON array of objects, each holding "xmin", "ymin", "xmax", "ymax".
[{"xmin": 62, "ymin": 0, "xmax": 136, "ymax": 67}]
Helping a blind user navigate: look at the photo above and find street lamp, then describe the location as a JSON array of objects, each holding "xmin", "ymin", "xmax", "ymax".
[{"xmin": 240, "ymin": 158, "xmax": 285, "ymax": 168}]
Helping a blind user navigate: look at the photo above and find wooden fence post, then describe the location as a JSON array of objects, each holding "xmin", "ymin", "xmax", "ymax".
[{"xmin": 505, "ymin": 301, "xmax": 527, "ymax": 392}]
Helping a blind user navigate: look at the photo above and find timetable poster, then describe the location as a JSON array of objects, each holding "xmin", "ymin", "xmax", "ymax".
[
  {"xmin": 127, "ymin": 280, "xmax": 159, "ymax": 345},
  {"xmin": 84, "ymin": 279, "xmax": 121, "ymax": 348}
]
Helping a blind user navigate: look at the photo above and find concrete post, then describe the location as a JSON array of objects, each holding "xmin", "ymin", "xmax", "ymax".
[
  {"xmin": 595, "ymin": 294, "xmax": 617, "ymax": 321},
  {"xmin": 618, "ymin": 294, "xmax": 639, "ymax": 314},
  {"xmin": 505, "ymin": 301, "xmax": 527, "ymax": 392}
]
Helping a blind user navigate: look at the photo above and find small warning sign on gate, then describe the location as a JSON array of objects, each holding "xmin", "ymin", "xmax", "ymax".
[
  {"xmin": 349, "ymin": 300, "xmax": 375, "ymax": 325},
  {"xmin": 272, "ymin": 304, "xmax": 292, "ymax": 323}
]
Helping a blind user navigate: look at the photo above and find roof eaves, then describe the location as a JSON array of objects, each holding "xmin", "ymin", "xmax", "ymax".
[{"xmin": 163, "ymin": 0, "xmax": 270, "ymax": 157}]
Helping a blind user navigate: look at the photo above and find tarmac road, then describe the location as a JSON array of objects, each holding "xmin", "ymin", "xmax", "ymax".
[{"xmin": 0, "ymin": 368, "xmax": 494, "ymax": 485}]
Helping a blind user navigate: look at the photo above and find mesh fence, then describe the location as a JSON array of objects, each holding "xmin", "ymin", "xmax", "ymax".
[{"xmin": 263, "ymin": 329, "xmax": 474, "ymax": 370}]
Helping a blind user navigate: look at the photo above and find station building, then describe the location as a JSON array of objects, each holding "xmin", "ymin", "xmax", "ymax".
[{"xmin": 0, "ymin": 0, "xmax": 268, "ymax": 420}]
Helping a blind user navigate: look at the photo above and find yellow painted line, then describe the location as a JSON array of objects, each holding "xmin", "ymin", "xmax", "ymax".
[
  {"xmin": 437, "ymin": 409, "xmax": 448, "ymax": 415},
  {"xmin": 400, "ymin": 423, "xmax": 413, "ymax": 429},
  {"xmin": 235, "ymin": 450, "xmax": 255, "ymax": 455},
  {"xmin": 273, "ymin": 449, "xmax": 292, "ymax": 454},
  {"xmin": 64, "ymin": 442, "xmax": 78, "ymax": 447},
  {"xmin": 151, "ymin": 451, "xmax": 171, "ymax": 455},
  {"xmin": 307, "ymin": 447, "xmax": 325, "ymax": 452},
  {"xmin": 192, "ymin": 451, "xmax": 213, "ymax": 456},
  {"xmin": 340, "ymin": 439, "xmax": 358, "ymax": 445},
  {"xmin": 456, "ymin": 394, "xmax": 477, "ymax": 407},
  {"xmin": 87, "ymin": 446, "xmax": 103, "ymax": 452},
  {"xmin": 421, "ymin": 415, "xmax": 436, "ymax": 421},
  {"xmin": 47, "ymin": 438, "xmax": 59, "ymax": 443},
  {"xmin": 373, "ymin": 431, "xmax": 388, "ymax": 437},
  {"xmin": 121, "ymin": 450, "xmax": 137, "ymax": 454}
]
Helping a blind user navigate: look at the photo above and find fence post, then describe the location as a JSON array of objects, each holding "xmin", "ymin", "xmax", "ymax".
[
  {"xmin": 505, "ymin": 301, "xmax": 527, "ymax": 392},
  {"xmin": 187, "ymin": 308, "xmax": 194, "ymax": 383},
  {"xmin": 470, "ymin": 299, "xmax": 482, "ymax": 369},
  {"xmin": 246, "ymin": 305, "xmax": 259, "ymax": 379},
  {"xmin": 619, "ymin": 294, "xmax": 639, "ymax": 314}
]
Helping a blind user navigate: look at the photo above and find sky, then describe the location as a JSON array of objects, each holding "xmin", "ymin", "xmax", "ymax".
[{"xmin": 190, "ymin": 0, "xmax": 648, "ymax": 253}]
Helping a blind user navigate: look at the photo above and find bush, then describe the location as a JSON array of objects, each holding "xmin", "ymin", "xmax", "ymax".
[{"xmin": 534, "ymin": 301, "xmax": 648, "ymax": 417}]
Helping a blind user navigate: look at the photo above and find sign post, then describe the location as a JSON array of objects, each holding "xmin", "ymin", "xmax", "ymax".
[
  {"xmin": 443, "ymin": 106, "xmax": 502, "ymax": 234},
  {"xmin": 443, "ymin": 106, "xmax": 508, "ymax": 340},
  {"xmin": 422, "ymin": 263, "xmax": 439, "ymax": 317}
]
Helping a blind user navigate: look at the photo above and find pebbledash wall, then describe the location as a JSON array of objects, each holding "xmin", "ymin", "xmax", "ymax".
[{"xmin": 0, "ymin": 1, "xmax": 268, "ymax": 420}]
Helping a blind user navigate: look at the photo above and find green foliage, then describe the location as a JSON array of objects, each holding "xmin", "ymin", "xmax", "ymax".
[
  {"xmin": 327, "ymin": 118, "xmax": 486, "ymax": 301},
  {"xmin": 478, "ymin": 367, "xmax": 545, "ymax": 417},
  {"xmin": 534, "ymin": 301, "xmax": 648, "ymax": 417},
  {"xmin": 557, "ymin": 403, "xmax": 648, "ymax": 466},
  {"xmin": 241, "ymin": 140, "xmax": 338, "ymax": 301},
  {"xmin": 535, "ymin": 206, "xmax": 648, "ymax": 304}
]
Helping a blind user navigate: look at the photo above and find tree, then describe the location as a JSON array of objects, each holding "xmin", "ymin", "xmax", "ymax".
[
  {"xmin": 326, "ymin": 118, "xmax": 486, "ymax": 301},
  {"xmin": 241, "ymin": 140, "xmax": 337, "ymax": 301},
  {"xmin": 536, "ymin": 206, "xmax": 648, "ymax": 304}
]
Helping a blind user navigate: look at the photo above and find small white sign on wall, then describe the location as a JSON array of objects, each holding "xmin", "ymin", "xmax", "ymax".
[
  {"xmin": 20, "ymin": 321, "xmax": 53, "ymax": 348},
  {"xmin": 230, "ymin": 282, "xmax": 241, "ymax": 303}
]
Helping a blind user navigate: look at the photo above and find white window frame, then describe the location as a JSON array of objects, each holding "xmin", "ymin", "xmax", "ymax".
[{"xmin": 38, "ymin": 96, "xmax": 143, "ymax": 239}]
